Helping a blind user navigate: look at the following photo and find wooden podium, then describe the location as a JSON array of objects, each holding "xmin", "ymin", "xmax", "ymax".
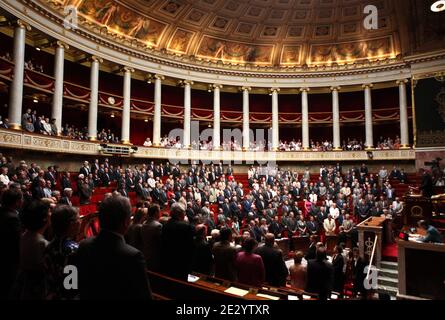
[
  {"xmin": 402, "ymin": 194, "xmax": 432, "ymax": 226},
  {"xmin": 397, "ymin": 240, "xmax": 445, "ymax": 300},
  {"xmin": 357, "ymin": 216, "xmax": 387, "ymax": 268}
]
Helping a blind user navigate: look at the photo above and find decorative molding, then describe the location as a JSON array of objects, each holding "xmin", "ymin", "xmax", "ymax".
[{"xmin": 0, "ymin": 129, "xmax": 416, "ymax": 162}]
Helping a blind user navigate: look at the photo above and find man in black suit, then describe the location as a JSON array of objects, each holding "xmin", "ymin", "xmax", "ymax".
[
  {"xmin": 59, "ymin": 188, "xmax": 73, "ymax": 206},
  {"xmin": 352, "ymin": 247, "xmax": 367, "ymax": 299},
  {"xmin": 254, "ymin": 233, "xmax": 288, "ymax": 287},
  {"xmin": 161, "ymin": 203, "xmax": 195, "ymax": 281},
  {"xmin": 420, "ymin": 168, "xmax": 433, "ymax": 198},
  {"xmin": 73, "ymin": 195, "xmax": 152, "ymax": 300},
  {"xmin": 0, "ymin": 187, "xmax": 23, "ymax": 299},
  {"xmin": 44, "ymin": 166, "xmax": 57, "ymax": 189},
  {"xmin": 79, "ymin": 161, "xmax": 90, "ymax": 177},
  {"xmin": 305, "ymin": 235, "xmax": 318, "ymax": 261},
  {"xmin": 306, "ymin": 246, "xmax": 334, "ymax": 300}
]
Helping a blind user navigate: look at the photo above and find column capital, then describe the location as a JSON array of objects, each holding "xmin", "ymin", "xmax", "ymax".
[
  {"xmin": 121, "ymin": 66, "xmax": 135, "ymax": 73},
  {"xmin": 362, "ymin": 83, "xmax": 374, "ymax": 89},
  {"xmin": 212, "ymin": 84, "xmax": 223, "ymax": 90},
  {"xmin": 269, "ymin": 88, "xmax": 280, "ymax": 93},
  {"xmin": 181, "ymin": 80, "xmax": 194, "ymax": 86},
  {"xmin": 55, "ymin": 40, "xmax": 69, "ymax": 50},
  {"xmin": 396, "ymin": 79, "xmax": 409, "ymax": 85},
  {"xmin": 241, "ymin": 86, "xmax": 251, "ymax": 92},
  {"xmin": 300, "ymin": 87, "xmax": 310, "ymax": 93},
  {"xmin": 154, "ymin": 74, "xmax": 165, "ymax": 81},
  {"xmin": 330, "ymin": 86, "xmax": 341, "ymax": 92},
  {"xmin": 14, "ymin": 19, "xmax": 31, "ymax": 31},
  {"xmin": 90, "ymin": 55, "xmax": 103, "ymax": 63}
]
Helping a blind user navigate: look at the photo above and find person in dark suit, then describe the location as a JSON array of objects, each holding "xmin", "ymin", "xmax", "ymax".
[
  {"xmin": 351, "ymin": 247, "xmax": 367, "ymax": 298},
  {"xmin": 79, "ymin": 161, "xmax": 90, "ymax": 177},
  {"xmin": 420, "ymin": 168, "xmax": 433, "ymax": 198},
  {"xmin": 306, "ymin": 246, "xmax": 334, "ymax": 300},
  {"xmin": 73, "ymin": 194, "xmax": 152, "ymax": 300},
  {"xmin": 44, "ymin": 166, "xmax": 57, "ymax": 189},
  {"xmin": 191, "ymin": 224, "xmax": 214, "ymax": 275},
  {"xmin": 161, "ymin": 203, "xmax": 195, "ymax": 281},
  {"xmin": 61, "ymin": 172, "xmax": 72, "ymax": 190},
  {"xmin": 212, "ymin": 227, "xmax": 238, "ymax": 282},
  {"xmin": 0, "ymin": 187, "xmax": 23, "ymax": 299},
  {"xmin": 332, "ymin": 245, "xmax": 345, "ymax": 295},
  {"xmin": 254, "ymin": 233, "xmax": 288, "ymax": 287},
  {"xmin": 305, "ymin": 235, "xmax": 318, "ymax": 261},
  {"xmin": 59, "ymin": 188, "xmax": 73, "ymax": 206}
]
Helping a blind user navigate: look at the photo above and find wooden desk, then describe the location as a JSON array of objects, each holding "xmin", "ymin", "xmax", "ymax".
[
  {"xmin": 357, "ymin": 216, "xmax": 387, "ymax": 267},
  {"xmin": 291, "ymin": 236, "xmax": 310, "ymax": 253},
  {"xmin": 397, "ymin": 240, "xmax": 445, "ymax": 300},
  {"xmin": 276, "ymin": 238, "xmax": 290, "ymax": 258}
]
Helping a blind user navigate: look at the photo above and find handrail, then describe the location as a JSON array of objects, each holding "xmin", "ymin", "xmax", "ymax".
[{"xmin": 366, "ymin": 234, "xmax": 378, "ymax": 280}]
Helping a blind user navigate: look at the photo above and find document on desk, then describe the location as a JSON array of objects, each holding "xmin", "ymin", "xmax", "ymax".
[
  {"xmin": 224, "ymin": 287, "xmax": 249, "ymax": 297},
  {"xmin": 257, "ymin": 293, "xmax": 280, "ymax": 300}
]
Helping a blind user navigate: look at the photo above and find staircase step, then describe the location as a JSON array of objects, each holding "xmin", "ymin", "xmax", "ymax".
[
  {"xmin": 378, "ymin": 268, "xmax": 398, "ymax": 279},
  {"xmin": 380, "ymin": 261, "xmax": 398, "ymax": 270},
  {"xmin": 377, "ymin": 285, "xmax": 398, "ymax": 297},
  {"xmin": 378, "ymin": 276, "xmax": 398, "ymax": 287}
]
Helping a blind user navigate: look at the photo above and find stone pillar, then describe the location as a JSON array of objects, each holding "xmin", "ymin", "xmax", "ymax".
[
  {"xmin": 242, "ymin": 87, "xmax": 251, "ymax": 150},
  {"xmin": 331, "ymin": 86, "xmax": 341, "ymax": 150},
  {"xmin": 51, "ymin": 41, "xmax": 68, "ymax": 135},
  {"xmin": 363, "ymin": 84, "xmax": 374, "ymax": 149},
  {"xmin": 301, "ymin": 88, "xmax": 310, "ymax": 150},
  {"xmin": 212, "ymin": 84, "xmax": 222, "ymax": 150},
  {"xmin": 153, "ymin": 74, "xmax": 164, "ymax": 146},
  {"xmin": 397, "ymin": 79, "xmax": 410, "ymax": 148},
  {"xmin": 121, "ymin": 67, "xmax": 134, "ymax": 144},
  {"xmin": 270, "ymin": 88, "xmax": 280, "ymax": 151},
  {"xmin": 8, "ymin": 20, "xmax": 29, "ymax": 130},
  {"xmin": 183, "ymin": 80, "xmax": 193, "ymax": 148},
  {"xmin": 87, "ymin": 56, "xmax": 102, "ymax": 140}
]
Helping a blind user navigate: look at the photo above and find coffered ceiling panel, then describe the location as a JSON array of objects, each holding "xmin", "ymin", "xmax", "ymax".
[{"xmin": 41, "ymin": 0, "xmax": 445, "ymax": 69}]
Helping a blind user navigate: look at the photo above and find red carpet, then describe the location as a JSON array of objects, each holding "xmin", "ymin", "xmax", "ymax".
[{"xmin": 382, "ymin": 243, "xmax": 398, "ymax": 262}]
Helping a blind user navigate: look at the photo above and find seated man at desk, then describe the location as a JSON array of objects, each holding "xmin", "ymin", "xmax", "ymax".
[{"xmin": 417, "ymin": 220, "xmax": 443, "ymax": 244}]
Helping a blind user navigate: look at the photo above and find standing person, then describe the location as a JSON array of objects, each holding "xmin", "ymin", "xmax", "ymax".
[
  {"xmin": 254, "ymin": 233, "xmax": 288, "ymax": 287},
  {"xmin": 212, "ymin": 227, "xmax": 238, "ymax": 282},
  {"xmin": 235, "ymin": 238, "xmax": 265, "ymax": 288},
  {"xmin": 125, "ymin": 207, "xmax": 146, "ymax": 251},
  {"xmin": 161, "ymin": 203, "xmax": 195, "ymax": 281},
  {"xmin": 0, "ymin": 188, "xmax": 23, "ymax": 299},
  {"xmin": 44, "ymin": 206, "xmax": 80, "ymax": 300},
  {"xmin": 141, "ymin": 204, "xmax": 163, "ymax": 272},
  {"xmin": 191, "ymin": 224, "xmax": 214, "ymax": 275},
  {"xmin": 305, "ymin": 246, "xmax": 334, "ymax": 300},
  {"xmin": 420, "ymin": 168, "xmax": 433, "ymax": 198},
  {"xmin": 73, "ymin": 195, "xmax": 152, "ymax": 300},
  {"xmin": 289, "ymin": 251, "xmax": 307, "ymax": 290},
  {"xmin": 332, "ymin": 245, "xmax": 345, "ymax": 296},
  {"xmin": 12, "ymin": 200, "xmax": 51, "ymax": 300}
]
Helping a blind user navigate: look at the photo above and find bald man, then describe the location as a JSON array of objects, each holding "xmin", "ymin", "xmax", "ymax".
[{"xmin": 254, "ymin": 233, "xmax": 289, "ymax": 287}]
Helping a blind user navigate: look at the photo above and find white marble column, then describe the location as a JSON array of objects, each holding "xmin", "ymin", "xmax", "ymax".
[
  {"xmin": 121, "ymin": 67, "xmax": 134, "ymax": 144},
  {"xmin": 8, "ymin": 20, "xmax": 29, "ymax": 130},
  {"xmin": 363, "ymin": 84, "xmax": 374, "ymax": 149},
  {"xmin": 271, "ymin": 88, "xmax": 280, "ymax": 151},
  {"xmin": 51, "ymin": 41, "xmax": 68, "ymax": 135},
  {"xmin": 153, "ymin": 74, "xmax": 164, "ymax": 146},
  {"xmin": 301, "ymin": 88, "xmax": 310, "ymax": 150},
  {"xmin": 88, "ymin": 56, "xmax": 102, "ymax": 140},
  {"xmin": 397, "ymin": 79, "xmax": 410, "ymax": 148},
  {"xmin": 212, "ymin": 84, "xmax": 222, "ymax": 150},
  {"xmin": 242, "ymin": 87, "xmax": 251, "ymax": 150},
  {"xmin": 183, "ymin": 80, "xmax": 193, "ymax": 148},
  {"xmin": 331, "ymin": 86, "xmax": 341, "ymax": 150}
]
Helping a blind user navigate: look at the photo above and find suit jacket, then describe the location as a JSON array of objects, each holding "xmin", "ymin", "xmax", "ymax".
[
  {"xmin": 61, "ymin": 176, "xmax": 72, "ymax": 190},
  {"xmin": 0, "ymin": 208, "xmax": 21, "ymax": 299},
  {"xmin": 254, "ymin": 244, "xmax": 288, "ymax": 287},
  {"xmin": 212, "ymin": 241, "xmax": 238, "ymax": 281},
  {"xmin": 161, "ymin": 218, "xmax": 195, "ymax": 281},
  {"xmin": 79, "ymin": 167, "xmax": 90, "ymax": 177},
  {"xmin": 141, "ymin": 219, "xmax": 163, "ymax": 272},
  {"xmin": 73, "ymin": 230, "xmax": 152, "ymax": 300},
  {"xmin": 306, "ymin": 259, "xmax": 334, "ymax": 300},
  {"xmin": 59, "ymin": 196, "xmax": 72, "ymax": 206}
]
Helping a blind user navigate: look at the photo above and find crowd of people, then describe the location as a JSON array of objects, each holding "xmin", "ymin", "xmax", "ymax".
[{"xmin": 0, "ymin": 151, "xmax": 442, "ymax": 300}]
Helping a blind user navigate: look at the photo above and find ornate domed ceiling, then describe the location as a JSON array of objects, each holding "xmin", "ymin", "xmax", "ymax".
[{"xmin": 38, "ymin": 0, "xmax": 445, "ymax": 70}]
